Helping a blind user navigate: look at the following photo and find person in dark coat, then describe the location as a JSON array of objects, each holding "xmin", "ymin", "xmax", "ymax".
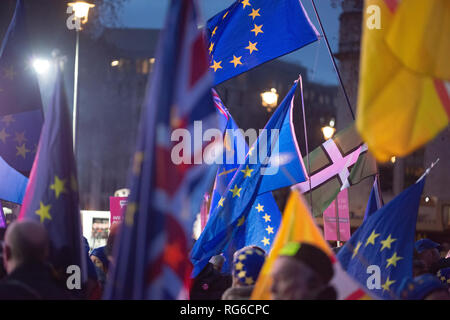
[
  {"xmin": 0, "ymin": 220, "xmax": 72, "ymax": 299},
  {"xmin": 190, "ymin": 255, "xmax": 231, "ymax": 300}
]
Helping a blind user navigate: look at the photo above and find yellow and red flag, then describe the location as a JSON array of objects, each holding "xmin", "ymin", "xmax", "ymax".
[
  {"xmin": 357, "ymin": 0, "xmax": 450, "ymax": 162},
  {"xmin": 251, "ymin": 190, "xmax": 371, "ymax": 300}
]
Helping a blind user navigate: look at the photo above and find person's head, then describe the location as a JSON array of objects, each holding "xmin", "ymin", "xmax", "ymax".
[
  {"xmin": 105, "ymin": 223, "xmax": 121, "ymax": 265},
  {"xmin": 2, "ymin": 220, "xmax": 49, "ymax": 274},
  {"xmin": 415, "ymin": 239, "xmax": 441, "ymax": 270},
  {"xmin": 397, "ymin": 274, "xmax": 450, "ymax": 300},
  {"xmin": 209, "ymin": 255, "xmax": 225, "ymax": 272},
  {"xmin": 231, "ymin": 246, "xmax": 265, "ymax": 288},
  {"xmin": 270, "ymin": 242, "xmax": 336, "ymax": 300}
]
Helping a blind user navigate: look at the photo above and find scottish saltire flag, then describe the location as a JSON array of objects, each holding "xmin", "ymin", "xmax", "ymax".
[
  {"xmin": 294, "ymin": 124, "xmax": 378, "ymax": 216},
  {"xmin": 191, "ymin": 83, "xmax": 306, "ymax": 277},
  {"xmin": 207, "ymin": 0, "xmax": 318, "ymax": 85},
  {"xmin": 337, "ymin": 178, "xmax": 426, "ymax": 300},
  {"xmin": 363, "ymin": 175, "xmax": 384, "ymax": 222},
  {"xmin": 207, "ymin": 90, "xmax": 282, "ymax": 273},
  {"xmin": 0, "ymin": 0, "xmax": 43, "ymax": 202},
  {"xmin": 104, "ymin": 0, "xmax": 217, "ymax": 300},
  {"xmin": 18, "ymin": 67, "xmax": 86, "ymax": 281}
]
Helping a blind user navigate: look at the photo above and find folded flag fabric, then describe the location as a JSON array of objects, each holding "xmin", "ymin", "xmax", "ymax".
[
  {"xmin": 337, "ymin": 178, "xmax": 426, "ymax": 299},
  {"xmin": 294, "ymin": 123, "xmax": 377, "ymax": 216},
  {"xmin": 206, "ymin": 90, "xmax": 282, "ymax": 273},
  {"xmin": 19, "ymin": 67, "xmax": 86, "ymax": 281},
  {"xmin": 207, "ymin": 0, "xmax": 318, "ymax": 85},
  {"xmin": 103, "ymin": 0, "xmax": 217, "ymax": 299},
  {"xmin": 356, "ymin": 0, "xmax": 450, "ymax": 162},
  {"xmin": 191, "ymin": 83, "xmax": 303, "ymax": 277},
  {"xmin": 251, "ymin": 190, "xmax": 371, "ymax": 300},
  {"xmin": 0, "ymin": 0, "xmax": 43, "ymax": 203}
]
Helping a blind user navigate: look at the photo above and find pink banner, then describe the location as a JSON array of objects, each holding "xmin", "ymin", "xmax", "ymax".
[
  {"xmin": 109, "ymin": 196, "xmax": 128, "ymax": 226},
  {"xmin": 323, "ymin": 188, "xmax": 351, "ymax": 241}
]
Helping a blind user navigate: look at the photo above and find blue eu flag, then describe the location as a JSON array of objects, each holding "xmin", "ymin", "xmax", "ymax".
[
  {"xmin": 207, "ymin": 0, "xmax": 318, "ymax": 85},
  {"xmin": 208, "ymin": 91, "xmax": 282, "ymax": 273},
  {"xmin": 337, "ymin": 178, "xmax": 426, "ymax": 300},
  {"xmin": 0, "ymin": 0, "xmax": 44, "ymax": 203},
  {"xmin": 19, "ymin": 68, "xmax": 86, "ymax": 281},
  {"xmin": 191, "ymin": 83, "xmax": 306, "ymax": 276}
]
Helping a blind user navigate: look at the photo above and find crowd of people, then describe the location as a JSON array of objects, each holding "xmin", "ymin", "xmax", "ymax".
[{"xmin": 0, "ymin": 219, "xmax": 449, "ymax": 300}]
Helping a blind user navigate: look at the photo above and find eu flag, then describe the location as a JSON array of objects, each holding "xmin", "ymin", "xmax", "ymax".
[
  {"xmin": 363, "ymin": 175, "xmax": 384, "ymax": 222},
  {"xmin": 207, "ymin": 90, "xmax": 282, "ymax": 273},
  {"xmin": 18, "ymin": 67, "xmax": 86, "ymax": 282},
  {"xmin": 0, "ymin": 0, "xmax": 44, "ymax": 202},
  {"xmin": 191, "ymin": 83, "xmax": 306, "ymax": 276},
  {"xmin": 337, "ymin": 178, "xmax": 426, "ymax": 300},
  {"xmin": 207, "ymin": 0, "xmax": 318, "ymax": 85}
]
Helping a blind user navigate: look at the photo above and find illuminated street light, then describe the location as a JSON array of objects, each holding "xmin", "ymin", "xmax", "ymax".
[
  {"xmin": 390, "ymin": 156, "xmax": 396, "ymax": 164},
  {"xmin": 32, "ymin": 58, "xmax": 50, "ymax": 75},
  {"xmin": 111, "ymin": 60, "xmax": 119, "ymax": 67},
  {"xmin": 68, "ymin": 1, "xmax": 95, "ymax": 24},
  {"xmin": 321, "ymin": 125, "xmax": 336, "ymax": 140},
  {"xmin": 261, "ymin": 88, "xmax": 279, "ymax": 112}
]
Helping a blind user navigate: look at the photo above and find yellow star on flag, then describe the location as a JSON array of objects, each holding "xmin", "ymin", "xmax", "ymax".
[
  {"xmin": 241, "ymin": 0, "xmax": 251, "ymax": 9},
  {"xmin": 245, "ymin": 41, "xmax": 258, "ymax": 54},
  {"xmin": 255, "ymin": 203, "xmax": 264, "ymax": 212},
  {"xmin": 238, "ymin": 270, "xmax": 246, "ymax": 278},
  {"xmin": 241, "ymin": 165, "xmax": 253, "ymax": 178},
  {"xmin": 222, "ymin": 11, "xmax": 229, "ymax": 19},
  {"xmin": 218, "ymin": 197, "xmax": 225, "ymax": 207},
  {"xmin": 70, "ymin": 175, "xmax": 78, "ymax": 192},
  {"xmin": 380, "ymin": 234, "xmax": 397, "ymax": 252},
  {"xmin": 13, "ymin": 131, "xmax": 27, "ymax": 144},
  {"xmin": 211, "ymin": 26, "xmax": 218, "ymax": 37},
  {"xmin": 237, "ymin": 215, "xmax": 245, "ymax": 227},
  {"xmin": 386, "ymin": 252, "xmax": 403, "ymax": 268},
  {"xmin": 125, "ymin": 202, "xmax": 137, "ymax": 226},
  {"xmin": 229, "ymin": 55, "xmax": 243, "ymax": 68},
  {"xmin": 245, "ymin": 277, "xmax": 254, "ymax": 285},
  {"xmin": 251, "ymin": 24, "xmax": 263, "ymax": 36},
  {"xmin": 235, "ymin": 261, "xmax": 244, "ymax": 270},
  {"xmin": 210, "ymin": 60, "xmax": 222, "ymax": 72},
  {"xmin": 261, "ymin": 237, "xmax": 270, "ymax": 246},
  {"xmin": 238, "ymin": 254, "xmax": 246, "ymax": 260},
  {"xmin": 230, "ymin": 184, "xmax": 242, "ymax": 198},
  {"xmin": 0, "ymin": 128, "xmax": 10, "ymax": 143},
  {"xmin": 365, "ymin": 230, "xmax": 380, "ymax": 247},
  {"xmin": 262, "ymin": 213, "xmax": 271, "ymax": 222},
  {"xmin": 50, "ymin": 176, "xmax": 67, "ymax": 199},
  {"xmin": 249, "ymin": 8, "xmax": 260, "ymax": 20},
  {"xmin": 266, "ymin": 225, "xmax": 274, "ymax": 235},
  {"xmin": 16, "ymin": 143, "xmax": 30, "ymax": 159},
  {"xmin": 381, "ymin": 277, "xmax": 396, "ymax": 292},
  {"xmin": 132, "ymin": 151, "xmax": 144, "ymax": 175},
  {"xmin": 352, "ymin": 241, "xmax": 362, "ymax": 259},
  {"xmin": 35, "ymin": 201, "xmax": 52, "ymax": 223},
  {"xmin": 209, "ymin": 42, "xmax": 214, "ymax": 54}
]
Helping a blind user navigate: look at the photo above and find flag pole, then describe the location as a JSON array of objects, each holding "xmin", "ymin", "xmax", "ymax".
[
  {"xmin": 298, "ymin": 75, "xmax": 314, "ymax": 212},
  {"xmin": 310, "ymin": 0, "xmax": 355, "ymax": 121}
]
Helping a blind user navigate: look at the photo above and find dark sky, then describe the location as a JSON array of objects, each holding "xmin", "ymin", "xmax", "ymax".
[{"xmin": 104, "ymin": 0, "xmax": 343, "ymax": 85}]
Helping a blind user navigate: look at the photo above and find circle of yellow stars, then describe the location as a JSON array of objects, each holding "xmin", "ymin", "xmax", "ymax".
[{"xmin": 209, "ymin": 1, "xmax": 264, "ymax": 73}]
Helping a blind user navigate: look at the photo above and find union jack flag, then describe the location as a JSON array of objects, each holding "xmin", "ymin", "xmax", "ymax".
[{"xmin": 104, "ymin": 0, "xmax": 217, "ymax": 300}]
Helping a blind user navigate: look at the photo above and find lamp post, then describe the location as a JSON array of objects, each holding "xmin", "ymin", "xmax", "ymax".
[
  {"xmin": 321, "ymin": 119, "xmax": 336, "ymax": 140},
  {"xmin": 67, "ymin": 1, "xmax": 94, "ymax": 151}
]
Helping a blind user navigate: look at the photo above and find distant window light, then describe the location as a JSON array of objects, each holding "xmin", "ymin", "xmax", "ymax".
[
  {"xmin": 111, "ymin": 60, "xmax": 119, "ymax": 67},
  {"xmin": 149, "ymin": 58, "xmax": 155, "ymax": 64}
]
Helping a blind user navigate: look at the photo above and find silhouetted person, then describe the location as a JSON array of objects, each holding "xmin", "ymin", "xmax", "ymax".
[{"xmin": 0, "ymin": 220, "xmax": 71, "ymax": 299}]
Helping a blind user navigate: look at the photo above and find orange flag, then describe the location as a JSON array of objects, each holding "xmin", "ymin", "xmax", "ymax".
[{"xmin": 251, "ymin": 190, "xmax": 371, "ymax": 300}]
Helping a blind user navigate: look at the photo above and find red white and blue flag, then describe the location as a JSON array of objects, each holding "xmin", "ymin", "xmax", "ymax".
[{"xmin": 104, "ymin": 0, "xmax": 218, "ymax": 299}]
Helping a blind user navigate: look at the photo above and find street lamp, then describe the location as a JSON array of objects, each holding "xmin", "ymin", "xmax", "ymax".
[
  {"xmin": 67, "ymin": 1, "xmax": 94, "ymax": 152},
  {"xmin": 321, "ymin": 118, "xmax": 336, "ymax": 140},
  {"xmin": 32, "ymin": 58, "xmax": 50, "ymax": 75},
  {"xmin": 261, "ymin": 88, "xmax": 278, "ymax": 112}
]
